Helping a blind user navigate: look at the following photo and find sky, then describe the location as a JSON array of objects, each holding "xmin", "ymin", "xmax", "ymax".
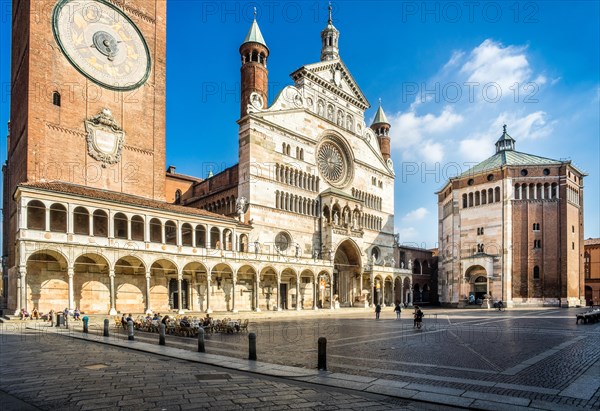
[{"xmin": 0, "ymin": 0, "xmax": 599, "ymax": 249}]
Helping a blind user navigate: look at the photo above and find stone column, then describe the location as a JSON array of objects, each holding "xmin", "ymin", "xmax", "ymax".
[
  {"xmin": 381, "ymin": 280, "xmax": 386, "ymax": 307},
  {"xmin": 232, "ymin": 273, "xmax": 238, "ymax": 313},
  {"xmin": 255, "ymin": 273, "xmax": 261, "ymax": 312},
  {"xmin": 192, "ymin": 228, "xmax": 196, "ymax": 248},
  {"xmin": 145, "ymin": 271, "xmax": 151, "ymax": 314},
  {"xmin": 67, "ymin": 205, "xmax": 74, "ymax": 234},
  {"xmin": 313, "ymin": 276, "xmax": 318, "ymax": 310},
  {"xmin": 205, "ymin": 275, "xmax": 212, "ymax": 313},
  {"xmin": 15, "ymin": 269, "xmax": 22, "ymax": 315},
  {"xmin": 296, "ymin": 274, "xmax": 301, "ymax": 311},
  {"xmin": 400, "ymin": 277, "xmax": 404, "ymax": 306},
  {"xmin": 88, "ymin": 213, "xmax": 94, "ymax": 236},
  {"xmin": 19, "ymin": 266, "xmax": 27, "ymax": 311},
  {"xmin": 108, "ymin": 211, "xmax": 114, "ymax": 238},
  {"xmin": 177, "ymin": 274, "xmax": 184, "ymax": 314},
  {"xmin": 144, "ymin": 216, "xmax": 150, "ymax": 242},
  {"xmin": 329, "ymin": 273, "xmax": 334, "ymax": 310},
  {"xmin": 176, "ymin": 221, "xmax": 182, "ymax": 246},
  {"xmin": 409, "ymin": 279, "xmax": 414, "ymax": 307},
  {"xmin": 276, "ymin": 274, "xmax": 281, "ymax": 311},
  {"xmin": 68, "ymin": 266, "xmax": 74, "ymax": 310},
  {"xmin": 127, "ymin": 218, "xmax": 132, "ymax": 241},
  {"xmin": 44, "ymin": 207, "xmax": 50, "ymax": 231},
  {"xmin": 109, "ymin": 269, "xmax": 117, "ymax": 315},
  {"xmin": 371, "ymin": 276, "xmax": 376, "ymax": 306},
  {"xmin": 161, "ymin": 222, "xmax": 166, "ymax": 244}
]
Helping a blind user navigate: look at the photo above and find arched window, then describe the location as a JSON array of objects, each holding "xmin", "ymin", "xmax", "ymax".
[
  {"xmin": 73, "ymin": 207, "xmax": 90, "ymax": 235},
  {"xmin": 495, "ymin": 187, "xmax": 501, "ymax": 202},
  {"xmin": 181, "ymin": 223, "xmax": 193, "ymax": 246},
  {"xmin": 93, "ymin": 210, "xmax": 108, "ymax": 237},
  {"xmin": 175, "ymin": 190, "xmax": 182, "ymax": 205},
  {"xmin": 114, "ymin": 213, "xmax": 128, "ymax": 239},
  {"xmin": 195, "ymin": 225, "xmax": 206, "ymax": 248},
  {"xmin": 165, "ymin": 220, "xmax": 177, "ymax": 245},
  {"xmin": 462, "ymin": 194, "xmax": 467, "ymax": 208},
  {"xmin": 533, "ymin": 266, "xmax": 540, "ymax": 279},
  {"xmin": 149, "ymin": 218, "xmax": 162, "ymax": 243},
  {"xmin": 49, "ymin": 204, "xmax": 67, "ymax": 232},
  {"xmin": 52, "ymin": 91, "xmax": 61, "ymax": 107},
  {"xmin": 210, "ymin": 227, "xmax": 220, "ymax": 249},
  {"xmin": 131, "ymin": 215, "xmax": 144, "ymax": 241},
  {"xmin": 27, "ymin": 200, "xmax": 46, "ymax": 230}
]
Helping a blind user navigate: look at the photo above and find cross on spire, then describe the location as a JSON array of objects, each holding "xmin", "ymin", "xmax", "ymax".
[
  {"xmin": 503, "ymin": 124, "xmax": 507, "ymax": 133},
  {"xmin": 328, "ymin": 2, "xmax": 333, "ymax": 24},
  {"xmin": 253, "ymin": 6, "xmax": 257, "ymax": 19}
]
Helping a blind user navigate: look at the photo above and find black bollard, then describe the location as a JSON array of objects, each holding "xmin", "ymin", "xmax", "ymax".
[
  {"xmin": 198, "ymin": 327, "xmax": 205, "ymax": 353},
  {"xmin": 82, "ymin": 316, "xmax": 89, "ymax": 333},
  {"xmin": 103, "ymin": 319, "xmax": 109, "ymax": 337},
  {"xmin": 318, "ymin": 337, "xmax": 327, "ymax": 371},
  {"xmin": 159, "ymin": 323, "xmax": 166, "ymax": 346},
  {"xmin": 55, "ymin": 313, "xmax": 61, "ymax": 327},
  {"xmin": 248, "ymin": 332, "xmax": 257, "ymax": 361},
  {"xmin": 127, "ymin": 320, "xmax": 134, "ymax": 341}
]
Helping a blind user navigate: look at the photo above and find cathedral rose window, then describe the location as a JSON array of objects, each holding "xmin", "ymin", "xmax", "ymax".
[{"xmin": 317, "ymin": 139, "xmax": 352, "ymax": 187}]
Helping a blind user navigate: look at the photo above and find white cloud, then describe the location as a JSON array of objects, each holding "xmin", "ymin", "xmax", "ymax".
[
  {"xmin": 460, "ymin": 39, "xmax": 532, "ymax": 93},
  {"xmin": 403, "ymin": 207, "xmax": 429, "ymax": 221},
  {"xmin": 397, "ymin": 227, "xmax": 419, "ymax": 241}
]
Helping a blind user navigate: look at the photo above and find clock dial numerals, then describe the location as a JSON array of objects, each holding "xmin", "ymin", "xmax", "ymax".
[{"xmin": 53, "ymin": 0, "xmax": 151, "ymax": 91}]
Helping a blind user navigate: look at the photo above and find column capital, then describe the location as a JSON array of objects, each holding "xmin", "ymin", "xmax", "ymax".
[{"xmin": 109, "ymin": 269, "xmax": 116, "ymax": 278}]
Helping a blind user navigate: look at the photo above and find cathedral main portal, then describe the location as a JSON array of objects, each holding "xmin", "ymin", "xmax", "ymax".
[{"xmin": 333, "ymin": 240, "xmax": 362, "ymax": 307}]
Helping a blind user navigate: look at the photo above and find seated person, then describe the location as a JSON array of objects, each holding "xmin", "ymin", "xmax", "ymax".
[
  {"xmin": 31, "ymin": 307, "xmax": 40, "ymax": 320},
  {"xmin": 180, "ymin": 316, "xmax": 191, "ymax": 327},
  {"xmin": 153, "ymin": 313, "xmax": 160, "ymax": 321},
  {"xmin": 20, "ymin": 308, "xmax": 29, "ymax": 320},
  {"xmin": 73, "ymin": 308, "xmax": 80, "ymax": 320}
]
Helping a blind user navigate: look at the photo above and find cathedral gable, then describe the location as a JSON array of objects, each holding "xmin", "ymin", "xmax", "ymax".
[{"xmin": 290, "ymin": 60, "xmax": 370, "ymax": 111}]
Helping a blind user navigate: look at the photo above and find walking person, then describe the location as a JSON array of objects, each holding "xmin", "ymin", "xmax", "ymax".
[
  {"xmin": 413, "ymin": 305, "xmax": 419, "ymax": 328},
  {"xmin": 415, "ymin": 307, "xmax": 424, "ymax": 329},
  {"xmin": 394, "ymin": 302, "xmax": 401, "ymax": 319},
  {"xmin": 375, "ymin": 303, "xmax": 381, "ymax": 320}
]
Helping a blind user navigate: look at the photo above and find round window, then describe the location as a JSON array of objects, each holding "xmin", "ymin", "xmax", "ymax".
[
  {"xmin": 487, "ymin": 174, "xmax": 494, "ymax": 181},
  {"xmin": 316, "ymin": 138, "xmax": 352, "ymax": 187},
  {"xmin": 467, "ymin": 179, "xmax": 474, "ymax": 186},
  {"xmin": 275, "ymin": 232, "xmax": 290, "ymax": 251},
  {"xmin": 543, "ymin": 168, "xmax": 550, "ymax": 176},
  {"xmin": 520, "ymin": 169, "xmax": 528, "ymax": 176}
]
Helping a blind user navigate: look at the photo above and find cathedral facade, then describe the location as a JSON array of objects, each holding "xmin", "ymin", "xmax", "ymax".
[
  {"xmin": 437, "ymin": 128, "xmax": 586, "ymax": 307},
  {"xmin": 2, "ymin": 1, "xmax": 409, "ymax": 315}
]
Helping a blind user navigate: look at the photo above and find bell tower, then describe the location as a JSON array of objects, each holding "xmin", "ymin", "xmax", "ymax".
[
  {"xmin": 370, "ymin": 102, "xmax": 391, "ymax": 160},
  {"xmin": 240, "ymin": 11, "xmax": 270, "ymax": 117},
  {"xmin": 320, "ymin": 4, "xmax": 340, "ymax": 61}
]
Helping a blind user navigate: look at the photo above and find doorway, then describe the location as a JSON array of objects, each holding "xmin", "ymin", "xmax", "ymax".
[{"xmin": 280, "ymin": 283, "xmax": 288, "ymax": 309}]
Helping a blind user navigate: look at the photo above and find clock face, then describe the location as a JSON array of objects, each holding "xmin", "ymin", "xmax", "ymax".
[
  {"xmin": 52, "ymin": 0, "xmax": 151, "ymax": 91},
  {"xmin": 317, "ymin": 140, "xmax": 351, "ymax": 186}
]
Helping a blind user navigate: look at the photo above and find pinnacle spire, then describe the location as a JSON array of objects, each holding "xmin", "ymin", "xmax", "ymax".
[
  {"xmin": 372, "ymin": 103, "xmax": 390, "ymax": 126},
  {"xmin": 320, "ymin": 2, "xmax": 340, "ymax": 61},
  {"xmin": 241, "ymin": 12, "xmax": 268, "ymax": 51}
]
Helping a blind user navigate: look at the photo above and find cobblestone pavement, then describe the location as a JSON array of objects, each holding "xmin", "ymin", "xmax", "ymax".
[
  {"xmin": 3, "ymin": 307, "xmax": 599, "ymax": 410},
  {"xmin": 0, "ymin": 330, "xmax": 457, "ymax": 411}
]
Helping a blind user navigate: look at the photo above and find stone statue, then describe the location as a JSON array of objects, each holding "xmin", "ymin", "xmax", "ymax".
[
  {"xmin": 391, "ymin": 257, "xmax": 396, "ymax": 267},
  {"xmin": 343, "ymin": 209, "xmax": 349, "ymax": 226},
  {"xmin": 333, "ymin": 211, "xmax": 339, "ymax": 225},
  {"xmin": 400, "ymin": 261, "xmax": 405, "ymax": 269},
  {"xmin": 318, "ymin": 100, "xmax": 324, "ymax": 117},
  {"xmin": 295, "ymin": 244, "xmax": 301, "ymax": 258},
  {"xmin": 236, "ymin": 197, "xmax": 248, "ymax": 222},
  {"xmin": 408, "ymin": 259, "xmax": 412, "ymax": 270},
  {"xmin": 327, "ymin": 105, "xmax": 333, "ymax": 121},
  {"xmin": 254, "ymin": 241, "xmax": 260, "ymax": 257},
  {"xmin": 313, "ymin": 249, "xmax": 319, "ymax": 260}
]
